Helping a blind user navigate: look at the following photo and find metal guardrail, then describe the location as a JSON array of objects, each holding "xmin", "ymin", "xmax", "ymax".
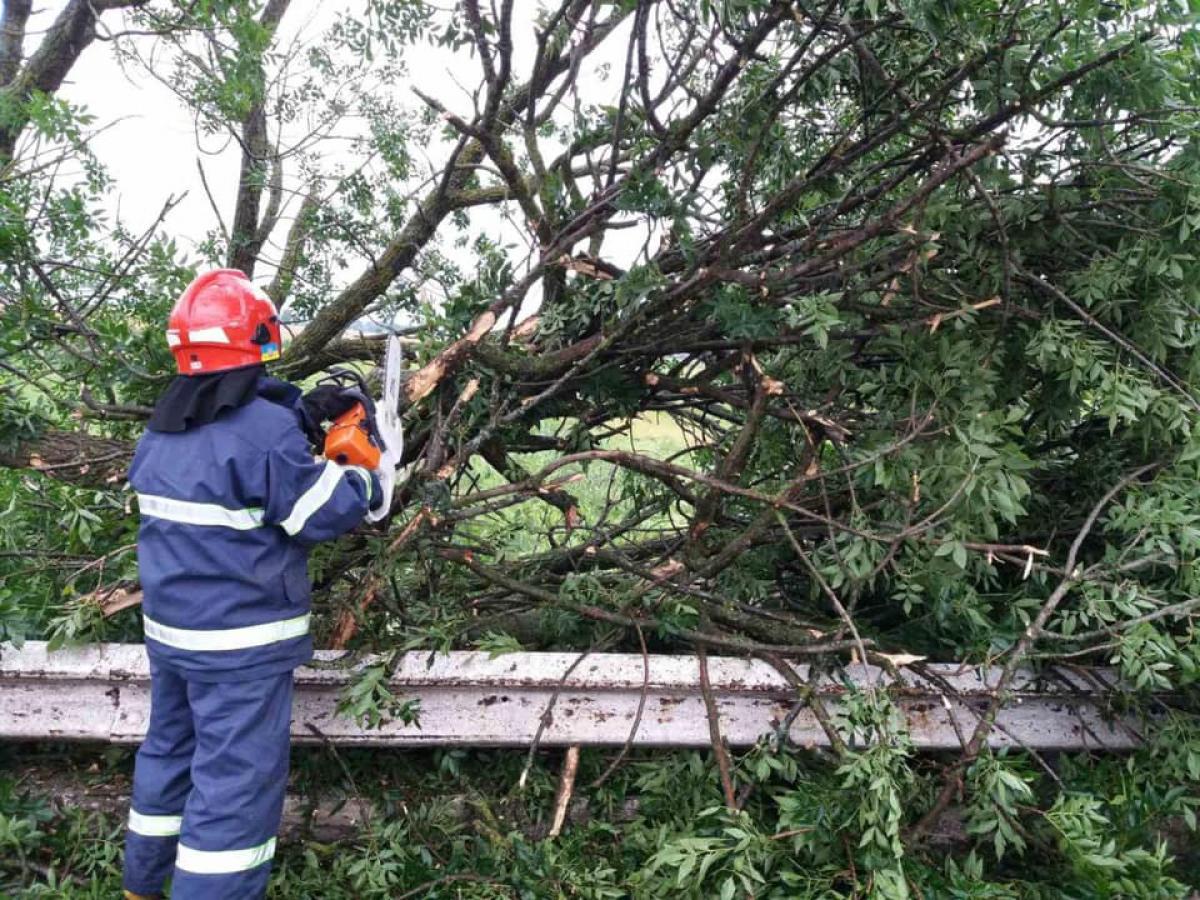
[{"xmin": 0, "ymin": 642, "xmax": 1144, "ymax": 750}]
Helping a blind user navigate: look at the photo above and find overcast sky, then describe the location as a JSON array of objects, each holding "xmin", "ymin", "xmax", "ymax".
[
  {"xmin": 59, "ymin": 3, "xmax": 346, "ymax": 257},
  {"xmin": 29, "ymin": 1, "xmax": 642, "ymax": 322}
]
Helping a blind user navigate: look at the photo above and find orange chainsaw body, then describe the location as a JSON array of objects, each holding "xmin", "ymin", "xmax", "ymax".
[{"xmin": 323, "ymin": 403, "xmax": 382, "ymax": 469}]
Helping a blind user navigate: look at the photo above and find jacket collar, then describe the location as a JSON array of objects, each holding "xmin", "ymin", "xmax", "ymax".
[{"xmin": 147, "ymin": 368, "xmax": 301, "ymax": 433}]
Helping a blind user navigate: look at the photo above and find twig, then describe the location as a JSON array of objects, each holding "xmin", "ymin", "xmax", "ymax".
[
  {"xmin": 1017, "ymin": 268, "xmax": 1200, "ymax": 414},
  {"xmin": 775, "ymin": 512, "xmax": 871, "ymax": 676},
  {"xmin": 517, "ymin": 649, "xmax": 591, "ymax": 793},
  {"xmin": 1041, "ymin": 594, "xmax": 1200, "ymax": 642},
  {"xmin": 591, "ymin": 622, "xmax": 650, "ymax": 789},
  {"xmin": 304, "ymin": 721, "xmax": 374, "ymax": 834},
  {"xmin": 697, "ymin": 644, "xmax": 737, "ymax": 811},
  {"xmin": 910, "ymin": 463, "xmax": 1159, "ymax": 841},
  {"xmin": 758, "ymin": 652, "xmax": 848, "ymax": 756},
  {"xmin": 443, "ymin": 549, "xmax": 867, "ymax": 657},
  {"xmin": 396, "ymin": 874, "xmax": 511, "ymax": 899}
]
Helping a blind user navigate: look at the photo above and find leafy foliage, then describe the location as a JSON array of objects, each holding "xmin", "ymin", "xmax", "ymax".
[{"xmin": 1, "ymin": 0, "xmax": 1200, "ymax": 894}]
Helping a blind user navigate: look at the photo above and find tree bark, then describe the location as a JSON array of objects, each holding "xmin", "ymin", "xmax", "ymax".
[
  {"xmin": 0, "ymin": 430, "xmax": 132, "ymax": 487},
  {"xmin": 0, "ymin": 0, "xmax": 147, "ymax": 161},
  {"xmin": 282, "ymin": 8, "xmax": 629, "ymax": 374},
  {"xmin": 0, "ymin": 0, "xmax": 33, "ymax": 87},
  {"xmin": 226, "ymin": 0, "xmax": 293, "ymax": 276}
]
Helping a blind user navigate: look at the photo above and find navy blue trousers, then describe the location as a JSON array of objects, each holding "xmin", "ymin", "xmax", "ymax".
[{"xmin": 122, "ymin": 665, "xmax": 293, "ymax": 899}]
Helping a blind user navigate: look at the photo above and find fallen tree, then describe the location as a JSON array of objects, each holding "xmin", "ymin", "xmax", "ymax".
[{"xmin": 2, "ymin": 0, "xmax": 1199, "ymax": 895}]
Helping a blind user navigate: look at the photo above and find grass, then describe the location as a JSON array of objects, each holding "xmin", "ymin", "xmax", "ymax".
[
  {"xmin": 452, "ymin": 414, "xmax": 692, "ymax": 563},
  {"xmin": 0, "ymin": 742, "xmax": 712, "ymax": 898}
]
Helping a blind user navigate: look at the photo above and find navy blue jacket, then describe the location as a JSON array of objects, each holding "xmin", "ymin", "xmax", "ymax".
[{"xmin": 129, "ymin": 377, "xmax": 377, "ymax": 682}]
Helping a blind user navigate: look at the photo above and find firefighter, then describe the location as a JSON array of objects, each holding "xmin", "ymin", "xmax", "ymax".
[{"xmin": 122, "ymin": 269, "xmax": 389, "ymax": 899}]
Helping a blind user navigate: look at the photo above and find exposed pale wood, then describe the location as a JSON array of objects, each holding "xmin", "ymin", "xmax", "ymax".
[{"xmin": 548, "ymin": 745, "xmax": 580, "ymax": 838}]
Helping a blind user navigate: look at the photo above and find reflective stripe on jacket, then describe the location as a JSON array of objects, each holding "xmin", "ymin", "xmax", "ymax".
[{"xmin": 129, "ymin": 376, "xmax": 376, "ymax": 681}]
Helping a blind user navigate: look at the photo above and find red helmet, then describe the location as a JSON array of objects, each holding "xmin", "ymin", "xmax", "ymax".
[{"xmin": 167, "ymin": 269, "xmax": 282, "ymax": 374}]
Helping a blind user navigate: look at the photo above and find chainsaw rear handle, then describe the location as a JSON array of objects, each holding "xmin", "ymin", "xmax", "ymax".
[{"xmin": 323, "ymin": 402, "xmax": 382, "ymax": 470}]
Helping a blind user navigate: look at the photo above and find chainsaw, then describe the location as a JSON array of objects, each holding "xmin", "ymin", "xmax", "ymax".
[{"xmin": 319, "ymin": 334, "xmax": 404, "ymax": 521}]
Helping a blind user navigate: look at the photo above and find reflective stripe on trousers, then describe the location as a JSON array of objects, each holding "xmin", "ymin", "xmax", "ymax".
[
  {"xmin": 176, "ymin": 837, "xmax": 277, "ymax": 874},
  {"xmin": 123, "ymin": 666, "xmax": 293, "ymax": 900},
  {"xmin": 128, "ymin": 810, "xmax": 182, "ymax": 837}
]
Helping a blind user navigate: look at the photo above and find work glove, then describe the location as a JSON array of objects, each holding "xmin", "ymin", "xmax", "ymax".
[
  {"xmin": 300, "ymin": 384, "xmax": 363, "ymax": 447},
  {"xmin": 302, "ymin": 384, "xmax": 363, "ymax": 423}
]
